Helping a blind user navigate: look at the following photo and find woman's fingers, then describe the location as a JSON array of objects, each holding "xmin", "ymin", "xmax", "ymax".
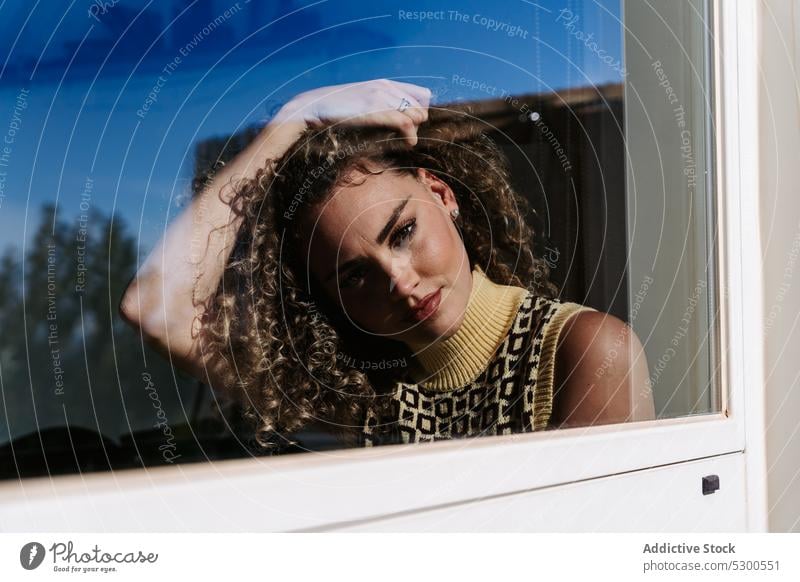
[
  {"xmin": 383, "ymin": 110, "xmax": 419, "ymax": 146},
  {"xmin": 383, "ymin": 89, "xmax": 426, "ymax": 125},
  {"xmin": 297, "ymin": 78, "xmax": 431, "ymax": 146},
  {"xmin": 352, "ymin": 109, "xmax": 418, "ymax": 146},
  {"xmin": 383, "ymin": 81, "xmax": 431, "ymax": 122},
  {"xmin": 389, "ymin": 80, "xmax": 433, "ymax": 108}
]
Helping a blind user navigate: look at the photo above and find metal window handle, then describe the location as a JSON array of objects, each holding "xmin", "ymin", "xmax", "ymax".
[{"xmin": 702, "ymin": 474, "xmax": 720, "ymax": 495}]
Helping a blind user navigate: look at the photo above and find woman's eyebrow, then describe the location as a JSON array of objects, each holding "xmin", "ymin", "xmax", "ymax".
[
  {"xmin": 375, "ymin": 195, "xmax": 411, "ymax": 244},
  {"xmin": 324, "ymin": 195, "xmax": 412, "ymax": 283}
]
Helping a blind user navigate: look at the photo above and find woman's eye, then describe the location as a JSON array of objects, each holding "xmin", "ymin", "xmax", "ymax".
[
  {"xmin": 340, "ymin": 265, "xmax": 367, "ymax": 288},
  {"xmin": 390, "ymin": 218, "xmax": 417, "ymax": 248},
  {"xmin": 338, "ymin": 219, "xmax": 416, "ymax": 289}
]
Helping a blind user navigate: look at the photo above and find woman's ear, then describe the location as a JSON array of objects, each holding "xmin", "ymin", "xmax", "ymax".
[{"xmin": 416, "ymin": 168, "xmax": 458, "ymax": 213}]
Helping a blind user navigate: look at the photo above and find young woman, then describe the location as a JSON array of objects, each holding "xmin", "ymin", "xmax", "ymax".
[{"xmin": 120, "ymin": 79, "xmax": 654, "ymax": 451}]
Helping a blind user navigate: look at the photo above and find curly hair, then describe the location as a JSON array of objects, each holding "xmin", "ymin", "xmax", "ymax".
[{"xmin": 200, "ymin": 106, "xmax": 559, "ymax": 453}]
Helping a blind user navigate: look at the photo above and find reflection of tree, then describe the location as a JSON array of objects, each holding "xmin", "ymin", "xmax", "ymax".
[{"xmin": 0, "ymin": 203, "xmax": 256, "ymax": 479}]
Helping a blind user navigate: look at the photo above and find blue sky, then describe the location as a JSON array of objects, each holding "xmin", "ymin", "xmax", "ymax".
[{"xmin": 0, "ymin": 0, "xmax": 623, "ymax": 256}]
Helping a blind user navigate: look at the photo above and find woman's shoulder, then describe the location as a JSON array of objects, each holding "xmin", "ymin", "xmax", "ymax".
[
  {"xmin": 516, "ymin": 296, "xmax": 632, "ymax": 430},
  {"xmin": 548, "ymin": 307, "xmax": 654, "ymax": 427},
  {"xmin": 551, "ymin": 307, "xmax": 633, "ymax": 363},
  {"xmin": 530, "ymin": 296, "xmax": 630, "ymax": 370}
]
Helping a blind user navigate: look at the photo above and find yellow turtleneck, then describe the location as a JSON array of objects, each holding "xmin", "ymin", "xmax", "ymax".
[{"xmin": 406, "ymin": 266, "xmax": 529, "ymax": 391}]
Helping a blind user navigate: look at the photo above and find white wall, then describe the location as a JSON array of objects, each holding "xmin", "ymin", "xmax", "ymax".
[{"xmin": 759, "ymin": 0, "xmax": 800, "ymax": 533}]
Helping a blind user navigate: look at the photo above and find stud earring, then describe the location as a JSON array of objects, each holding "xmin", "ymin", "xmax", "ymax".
[{"xmin": 450, "ymin": 208, "xmax": 460, "ymax": 221}]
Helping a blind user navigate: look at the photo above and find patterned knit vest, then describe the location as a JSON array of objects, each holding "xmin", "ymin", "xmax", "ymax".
[{"xmin": 359, "ymin": 291, "xmax": 596, "ymax": 446}]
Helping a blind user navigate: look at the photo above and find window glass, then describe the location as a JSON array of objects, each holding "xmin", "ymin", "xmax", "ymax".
[
  {"xmin": 0, "ymin": 0, "xmax": 715, "ymax": 479},
  {"xmin": 622, "ymin": 0, "xmax": 717, "ymax": 418}
]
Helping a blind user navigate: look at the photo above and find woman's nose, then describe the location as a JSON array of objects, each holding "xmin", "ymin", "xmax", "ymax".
[{"xmin": 386, "ymin": 255, "xmax": 418, "ymax": 297}]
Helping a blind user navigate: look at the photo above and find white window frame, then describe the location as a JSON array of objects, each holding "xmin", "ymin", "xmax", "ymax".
[{"xmin": 0, "ymin": 0, "xmax": 765, "ymax": 532}]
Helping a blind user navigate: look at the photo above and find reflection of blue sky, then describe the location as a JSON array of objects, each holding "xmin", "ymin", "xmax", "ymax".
[{"xmin": 0, "ymin": 0, "xmax": 621, "ymax": 254}]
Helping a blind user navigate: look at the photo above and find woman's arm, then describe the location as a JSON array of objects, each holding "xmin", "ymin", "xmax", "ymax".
[
  {"xmin": 119, "ymin": 79, "xmax": 431, "ymax": 388},
  {"xmin": 551, "ymin": 311, "xmax": 656, "ymax": 428},
  {"xmin": 118, "ymin": 113, "xmax": 307, "ymax": 385}
]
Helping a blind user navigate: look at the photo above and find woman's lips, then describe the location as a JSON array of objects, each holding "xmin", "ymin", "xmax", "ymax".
[{"xmin": 408, "ymin": 288, "xmax": 442, "ymax": 322}]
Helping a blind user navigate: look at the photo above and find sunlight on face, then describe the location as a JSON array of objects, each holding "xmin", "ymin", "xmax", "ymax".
[{"xmin": 302, "ymin": 167, "xmax": 474, "ymax": 347}]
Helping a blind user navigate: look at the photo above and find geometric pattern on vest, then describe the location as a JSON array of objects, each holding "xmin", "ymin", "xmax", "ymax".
[{"xmin": 360, "ymin": 292, "xmax": 569, "ymax": 447}]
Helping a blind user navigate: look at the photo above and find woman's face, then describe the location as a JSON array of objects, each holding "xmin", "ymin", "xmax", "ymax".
[{"xmin": 301, "ymin": 166, "xmax": 473, "ymax": 347}]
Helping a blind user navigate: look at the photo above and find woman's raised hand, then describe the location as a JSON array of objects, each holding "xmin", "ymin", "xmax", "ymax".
[{"xmin": 273, "ymin": 79, "xmax": 432, "ymax": 146}]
